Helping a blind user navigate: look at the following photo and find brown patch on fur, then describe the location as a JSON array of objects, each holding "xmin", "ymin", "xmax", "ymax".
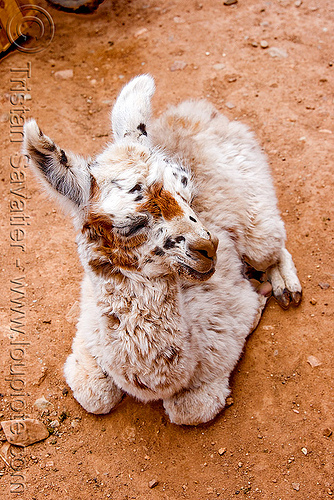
[
  {"xmin": 139, "ymin": 183, "xmax": 183, "ymax": 220},
  {"xmin": 89, "ymin": 258, "xmax": 115, "ymax": 277},
  {"xmin": 83, "ymin": 211, "xmax": 147, "ymax": 274},
  {"xmin": 166, "ymin": 115, "xmax": 201, "ymax": 134},
  {"xmin": 89, "ymin": 175, "xmax": 100, "ymax": 202}
]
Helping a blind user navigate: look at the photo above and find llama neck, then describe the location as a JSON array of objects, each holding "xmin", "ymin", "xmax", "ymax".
[{"xmin": 97, "ymin": 270, "xmax": 182, "ymax": 324}]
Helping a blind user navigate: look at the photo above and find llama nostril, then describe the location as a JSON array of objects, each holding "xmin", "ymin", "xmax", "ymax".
[
  {"xmin": 188, "ymin": 239, "xmax": 217, "ymax": 260},
  {"xmin": 197, "ymin": 249, "xmax": 211, "ymax": 260}
]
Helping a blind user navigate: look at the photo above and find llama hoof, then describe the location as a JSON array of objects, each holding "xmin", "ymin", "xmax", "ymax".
[
  {"xmin": 275, "ymin": 288, "xmax": 291, "ymax": 310},
  {"xmin": 275, "ymin": 288, "xmax": 302, "ymax": 309},
  {"xmin": 268, "ymin": 249, "xmax": 302, "ymax": 310},
  {"xmin": 64, "ymin": 353, "xmax": 124, "ymax": 414},
  {"xmin": 291, "ymin": 290, "xmax": 302, "ymax": 307},
  {"xmin": 163, "ymin": 382, "xmax": 229, "ymax": 426}
]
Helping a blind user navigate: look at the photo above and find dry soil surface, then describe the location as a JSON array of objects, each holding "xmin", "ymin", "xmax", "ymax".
[{"xmin": 0, "ymin": 0, "xmax": 333, "ymax": 499}]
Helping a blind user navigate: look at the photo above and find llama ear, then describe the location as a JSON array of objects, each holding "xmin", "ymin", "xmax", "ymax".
[
  {"xmin": 111, "ymin": 74, "xmax": 155, "ymax": 144},
  {"xmin": 23, "ymin": 119, "xmax": 91, "ymax": 211}
]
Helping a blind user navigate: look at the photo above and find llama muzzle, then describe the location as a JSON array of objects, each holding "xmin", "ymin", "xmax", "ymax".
[{"xmin": 186, "ymin": 234, "xmax": 218, "ymax": 274}]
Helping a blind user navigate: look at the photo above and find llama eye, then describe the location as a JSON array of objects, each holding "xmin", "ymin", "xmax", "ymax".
[{"xmin": 116, "ymin": 215, "xmax": 148, "ymax": 237}]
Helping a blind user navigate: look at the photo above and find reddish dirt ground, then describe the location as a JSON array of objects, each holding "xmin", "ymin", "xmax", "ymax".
[{"xmin": 0, "ymin": 0, "xmax": 333, "ymax": 498}]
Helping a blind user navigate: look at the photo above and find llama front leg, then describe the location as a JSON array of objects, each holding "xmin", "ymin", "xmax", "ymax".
[
  {"xmin": 64, "ymin": 334, "xmax": 124, "ymax": 414},
  {"xmin": 163, "ymin": 377, "xmax": 231, "ymax": 426},
  {"xmin": 163, "ymin": 281, "xmax": 270, "ymax": 426},
  {"xmin": 267, "ymin": 248, "xmax": 302, "ymax": 309}
]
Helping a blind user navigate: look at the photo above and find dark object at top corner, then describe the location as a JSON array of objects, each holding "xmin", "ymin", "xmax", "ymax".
[{"xmin": 46, "ymin": 0, "xmax": 106, "ymax": 14}]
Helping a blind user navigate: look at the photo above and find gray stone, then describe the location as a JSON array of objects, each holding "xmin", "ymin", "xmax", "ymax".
[
  {"xmin": 213, "ymin": 63, "xmax": 226, "ymax": 71},
  {"xmin": 268, "ymin": 47, "xmax": 288, "ymax": 58},
  {"xmin": 34, "ymin": 396, "xmax": 53, "ymax": 411},
  {"xmin": 170, "ymin": 61, "xmax": 187, "ymax": 71},
  {"xmin": 54, "ymin": 69, "xmax": 74, "ymax": 79}
]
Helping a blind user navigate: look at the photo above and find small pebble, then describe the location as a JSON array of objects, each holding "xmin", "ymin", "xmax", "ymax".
[
  {"xmin": 49, "ymin": 420, "xmax": 59, "ymax": 428},
  {"xmin": 213, "ymin": 63, "xmax": 226, "ymax": 71},
  {"xmin": 218, "ymin": 447, "xmax": 227, "ymax": 455},
  {"xmin": 225, "ymin": 102, "xmax": 235, "ymax": 110},
  {"xmin": 318, "ymin": 282, "xmax": 330, "ymax": 289},
  {"xmin": 54, "ymin": 69, "xmax": 73, "ymax": 80},
  {"xmin": 307, "ymin": 355, "xmax": 322, "ymax": 368},
  {"xmin": 224, "ymin": 0, "xmax": 238, "ymax": 5},
  {"xmin": 301, "ymin": 447, "xmax": 307, "ymax": 455},
  {"xmin": 34, "ymin": 396, "xmax": 53, "ymax": 411},
  {"xmin": 173, "ymin": 16, "xmax": 185, "ymax": 23},
  {"xmin": 292, "ymin": 482, "xmax": 300, "ymax": 491},
  {"xmin": 323, "ymin": 428, "xmax": 332, "ymax": 438},
  {"xmin": 310, "ymin": 298, "xmax": 317, "ymax": 305},
  {"xmin": 134, "ymin": 28, "xmax": 148, "ymax": 38},
  {"xmin": 148, "ymin": 479, "xmax": 159, "ymax": 489},
  {"xmin": 295, "ymin": 0, "xmax": 302, "ymax": 6},
  {"xmin": 226, "ymin": 396, "xmax": 234, "ymax": 405},
  {"xmin": 260, "ymin": 40, "xmax": 269, "ymax": 49},
  {"xmin": 268, "ymin": 47, "xmax": 288, "ymax": 58},
  {"xmin": 170, "ymin": 61, "xmax": 187, "ymax": 71}
]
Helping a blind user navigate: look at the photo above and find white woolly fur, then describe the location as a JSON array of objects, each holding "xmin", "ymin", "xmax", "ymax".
[{"xmin": 23, "ymin": 75, "xmax": 302, "ymax": 425}]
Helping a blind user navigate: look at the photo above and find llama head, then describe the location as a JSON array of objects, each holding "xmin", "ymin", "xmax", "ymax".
[{"xmin": 23, "ymin": 75, "xmax": 218, "ymax": 282}]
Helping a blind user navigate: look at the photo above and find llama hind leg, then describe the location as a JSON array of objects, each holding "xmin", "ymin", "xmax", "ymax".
[{"xmin": 64, "ymin": 335, "xmax": 124, "ymax": 414}]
